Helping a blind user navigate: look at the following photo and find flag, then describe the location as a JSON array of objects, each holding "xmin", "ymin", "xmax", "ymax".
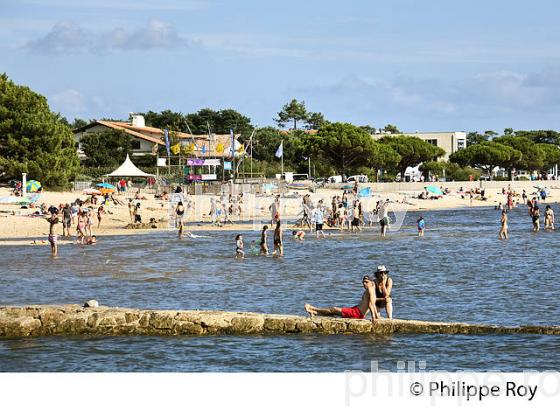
[
  {"xmin": 164, "ymin": 129, "xmax": 171, "ymax": 157},
  {"xmin": 201, "ymin": 144, "xmax": 207, "ymax": 155},
  {"xmin": 170, "ymin": 143, "xmax": 181, "ymax": 155},
  {"xmin": 230, "ymin": 128, "xmax": 235, "ymax": 157},
  {"xmin": 275, "ymin": 141, "xmax": 283, "ymax": 158}
]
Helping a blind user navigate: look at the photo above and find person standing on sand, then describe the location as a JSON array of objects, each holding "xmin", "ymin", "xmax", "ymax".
[
  {"xmin": 46, "ymin": 210, "xmax": 59, "ymax": 257},
  {"xmin": 499, "ymin": 210, "xmax": 509, "ymax": 240},
  {"xmin": 304, "ymin": 266, "xmax": 393, "ymax": 323},
  {"xmin": 62, "ymin": 204, "xmax": 72, "ymax": 238},
  {"xmin": 128, "ymin": 199, "xmax": 135, "ymax": 223},
  {"xmin": 273, "ymin": 220, "xmax": 283, "ymax": 256},
  {"xmin": 544, "ymin": 205, "xmax": 555, "ymax": 230},
  {"xmin": 269, "ymin": 195, "xmax": 281, "ymax": 225},
  {"xmin": 260, "ymin": 225, "xmax": 269, "ymax": 255},
  {"xmin": 97, "ymin": 205, "xmax": 104, "ymax": 229}
]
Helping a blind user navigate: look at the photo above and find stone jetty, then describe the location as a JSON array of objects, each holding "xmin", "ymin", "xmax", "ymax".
[{"xmin": 1, "ymin": 305, "xmax": 559, "ymax": 338}]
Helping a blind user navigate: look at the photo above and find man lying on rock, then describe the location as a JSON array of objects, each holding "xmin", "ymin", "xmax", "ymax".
[{"xmin": 304, "ymin": 265, "xmax": 393, "ymax": 324}]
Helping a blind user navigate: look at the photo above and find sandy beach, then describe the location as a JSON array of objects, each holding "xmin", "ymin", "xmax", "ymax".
[{"xmin": 1, "ymin": 182, "xmax": 558, "ymax": 246}]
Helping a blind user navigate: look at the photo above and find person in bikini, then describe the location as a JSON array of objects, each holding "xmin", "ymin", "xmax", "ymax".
[
  {"xmin": 304, "ymin": 265, "xmax": 394, "ymax": 324},
  {"xmin": 372, "ymin": 265, "xmax": 393, "ymax": 319},
  {"xmin": 499, "ymin": 209, "xmax": 509, "ymax": 240}
]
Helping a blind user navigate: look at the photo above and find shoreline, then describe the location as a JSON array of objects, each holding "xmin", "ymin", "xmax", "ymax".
[
  {"xmin": 0, "ymin": 203, "xmax": 505, "ymax": 246},
  {"xmin": 0, "ymin": 184, "xmax": 554, "ymax": 246}
]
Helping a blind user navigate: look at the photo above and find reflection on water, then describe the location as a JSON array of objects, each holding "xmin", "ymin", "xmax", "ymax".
[{"xmin": 1, "ymin": 206, "xmax": 559, "ymax": 371}]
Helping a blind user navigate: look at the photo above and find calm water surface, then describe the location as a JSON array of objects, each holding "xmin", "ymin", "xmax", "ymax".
[{"xmin": 1, "ymin": 206, "xmax": 559, "ymax": 371}]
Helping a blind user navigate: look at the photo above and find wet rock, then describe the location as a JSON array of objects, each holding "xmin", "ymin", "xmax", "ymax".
[{"xmin": 84, "ymin": 300, "xmax": 99, "ymax": 308}]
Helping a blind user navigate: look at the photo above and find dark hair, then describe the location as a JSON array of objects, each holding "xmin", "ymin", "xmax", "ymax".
[
  {"xmin": 362, "ymin": 275, "xmax": 371, "ymax": 282},
  {"xmin": 178, "ymin": 201, "xmax": 183, "ymax": 206},
  {"xmin": 263, "ymin": 225, "xmax": 268, "ymax": 230},
  {"xmin": 292, "ymin": 230, "xmax": 297, "ymax": 235},
  {"xmin": 235, "ymin": 234, "xmax": 242, "ymax": 240}
]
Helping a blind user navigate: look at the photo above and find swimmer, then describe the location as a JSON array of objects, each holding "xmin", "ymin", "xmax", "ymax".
[
  {"xmin": 292, "ymin": 230, "xmax": 305, "ymax": 241},
  {"xmin": 85, "ymin": 235, "xmax": 97, "ymax": 245}
]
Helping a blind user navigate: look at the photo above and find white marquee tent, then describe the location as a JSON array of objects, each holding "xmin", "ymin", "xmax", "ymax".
[{"xmin": 105, "ymin": 155, "xmax": 155, "ymax": 178}]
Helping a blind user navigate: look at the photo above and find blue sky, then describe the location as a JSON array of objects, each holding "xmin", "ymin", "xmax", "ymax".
[{"xmin": 2, "ymin": 0, "xmax": 560, "ymax": 132}]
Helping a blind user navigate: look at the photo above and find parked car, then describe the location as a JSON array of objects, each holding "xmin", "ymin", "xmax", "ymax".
[
  {"xmin": 347, "ymin": 175, "xmax": 368, "ymax": 183},
  {"xmin": 328, "ymin": 175, "xmax": 343, "ymax": 183}
]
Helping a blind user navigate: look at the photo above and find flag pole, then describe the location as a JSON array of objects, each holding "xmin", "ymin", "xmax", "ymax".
[{"xmin": 281, "ymin": 136, "xmax": 284, "ymax": 176}]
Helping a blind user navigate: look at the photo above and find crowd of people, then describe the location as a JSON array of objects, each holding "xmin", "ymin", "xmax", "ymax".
[{"xmin": 497, "ymin": 185, "xmax": 555, "ymax": 239}]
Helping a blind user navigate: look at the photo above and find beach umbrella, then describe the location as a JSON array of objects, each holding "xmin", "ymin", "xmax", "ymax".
[
  {"xmin": 426, "ymin": 186, "xmax": 443, "ymax": 195},
  {"xmin": 358, "ymin": 187, "xmax": 372, "ymax": 198},
  {"xmin": 83, "ymin": 188, "xmax": 102, "ymax": 195},
  {"xmin": 96, "ymin": 182, "xmax": 116, "ymax": 189},
  {"xmin": 26, "ymin": 180, "xmax": 41, "ymax": 192}
]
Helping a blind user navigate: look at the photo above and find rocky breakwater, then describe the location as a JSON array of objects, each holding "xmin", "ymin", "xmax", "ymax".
[{"xmin": 1, "ymin": 305, "xmax": 559, "ymax": 338}]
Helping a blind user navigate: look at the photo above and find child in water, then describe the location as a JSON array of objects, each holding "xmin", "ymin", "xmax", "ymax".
[
  {"xmin": 417, "ymin": 215, "xmax": 425, "ymax": 237},
  {"xmin": 235, "ymin": 234, "xmax": 245, "ymax": 259},
  {"xmin": 292, "ymin": 230, "xmax": 306, "ymax": 241}
]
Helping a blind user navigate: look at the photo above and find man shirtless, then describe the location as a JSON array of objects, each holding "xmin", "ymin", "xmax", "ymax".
[
  {"xmin": 46, "ymin": 211, "xmax": 60, "ymax": 257},
  {"xmin": 304, "ymin": 266, "xmax": 393, "ymax": 324}
]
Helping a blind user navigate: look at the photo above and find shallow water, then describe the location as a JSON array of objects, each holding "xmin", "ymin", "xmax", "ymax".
[{"xmin": 1, "ymin": 206, "xmax": 559, "ymax": 371}]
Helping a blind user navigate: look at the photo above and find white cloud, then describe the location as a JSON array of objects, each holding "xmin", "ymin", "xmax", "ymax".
[
  {"xmin": 50, "ymin": 89, "xmax": 87, "ymax": 114},
  {"xmin": 25, "ymin": 19, "xmax": 192, "ymax": 54},
  {"xmin": 25, "ymin": 21, "xmax": 92, "ymax": 54}
]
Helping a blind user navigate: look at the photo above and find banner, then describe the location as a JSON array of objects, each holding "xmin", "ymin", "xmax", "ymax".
[
  {"xmin": 187, "ymin": 158, "xmax": 221, "ymax": 166},
  {"xmin": 164, "ymin": 129, "xmax": 171, "ymax": 157},
  {"xmin": 223, "ymin": 161, "xmax": 232, "ymax": 171},
  {"xmin": 230, "ymin": 128, "xmax": 235, "ymax": 157}
]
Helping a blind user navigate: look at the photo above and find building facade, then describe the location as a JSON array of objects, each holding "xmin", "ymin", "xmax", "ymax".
[{"xmin": 372, "ymin": 131, "xmax": 467, "ymax": 161}]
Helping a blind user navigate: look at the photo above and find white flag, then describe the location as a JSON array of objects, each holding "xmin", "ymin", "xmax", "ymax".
[{"xmin": 275, "ymin": 141, "xmax": 283, "ymax": 158}]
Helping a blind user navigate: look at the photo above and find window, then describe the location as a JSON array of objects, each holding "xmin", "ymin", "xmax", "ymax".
[
  {"xmin": 131, "ymin": 140, "xmax": 141, "ymax": 150},
  {"xmin": 426, "ymin": 139, "xmax": 438, "ymax": 146},
  {"xmin": 457, "ymin": 140, "xmax": 466, "ymax": 150}
]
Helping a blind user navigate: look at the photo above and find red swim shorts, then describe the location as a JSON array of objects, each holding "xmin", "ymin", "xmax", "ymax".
[{"xmin": 341, "ymin": 306, "xmax": 365, "ymax": 319}]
